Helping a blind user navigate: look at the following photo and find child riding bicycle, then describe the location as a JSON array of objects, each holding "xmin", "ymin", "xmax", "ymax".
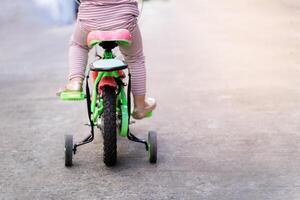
[{"xmin": 57, "ymin": 0, "xmax": 156, "ymax": 119}]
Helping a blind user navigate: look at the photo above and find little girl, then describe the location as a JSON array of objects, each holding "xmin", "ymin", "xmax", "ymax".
[{"xmin": 58, "ymin": 0, "xmax": 156, "ymax": 119}]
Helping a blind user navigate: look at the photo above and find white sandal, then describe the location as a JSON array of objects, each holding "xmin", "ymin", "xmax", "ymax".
[
  {"xmin": 56, "ymin": 79, "xmax": 83, "ymax": 96},
  {"xmin": 132, "ymin": 98, "xmax": 157, "ymax": 120}
]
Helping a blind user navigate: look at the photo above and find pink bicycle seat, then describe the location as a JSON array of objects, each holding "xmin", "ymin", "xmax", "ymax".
[{"xmin": 87, "ymin": 29, "xmax": 132, "ymax": 48}]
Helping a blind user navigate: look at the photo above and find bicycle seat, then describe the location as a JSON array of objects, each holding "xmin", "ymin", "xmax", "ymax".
[
  {"xmin": 87, "ymin": 29, "xmax": 132, "ymax": 48},
  {"xmin": 90, "ymin": 59, "xmax": 128, "ymax": 72}
]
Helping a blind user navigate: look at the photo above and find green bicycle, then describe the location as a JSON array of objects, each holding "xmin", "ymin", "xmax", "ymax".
[{"xmin": 61, "ymin": 29, "xmax": 157, "ymax": 167}]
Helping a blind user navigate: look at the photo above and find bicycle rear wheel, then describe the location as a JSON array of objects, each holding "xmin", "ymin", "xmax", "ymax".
[{"xmin": 102, "ymin": 86, "xmax": 117, "ymax": 166}]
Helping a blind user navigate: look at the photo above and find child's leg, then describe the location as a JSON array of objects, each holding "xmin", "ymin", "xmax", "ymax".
[
  {"xmin": 119, "ymin": 25, "xmax": 146, "ymax": 104},
  {"xmin": 119, "ymin": 25, "xmax": 156, "ymax": 119},
  {"xmin": 68, "ymin": 21, "xmax": 89, "ymax": 81},
  {"xmin": 57, "ymin": 21, "xmax": 88, "ymax": 95},
  {"xmin": 56, "ymin": 21, "xmax": 90, "ymax": 95}
]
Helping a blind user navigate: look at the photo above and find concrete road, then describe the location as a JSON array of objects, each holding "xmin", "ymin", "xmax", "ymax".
[{"xmin": 1, "ymin": 0, "xmax": 300, "ymax": 199}]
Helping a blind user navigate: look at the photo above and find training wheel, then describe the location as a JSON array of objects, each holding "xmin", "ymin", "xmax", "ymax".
[
  {"xmin": 65, "ymin": 134, "xmax": 73, "ymax": 167},
  {"xmin": 148, "ymin": 131, "xmax": 157, "ymax": 163}
]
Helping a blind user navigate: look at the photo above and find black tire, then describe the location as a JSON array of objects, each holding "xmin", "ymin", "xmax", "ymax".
[
  {"xmin": 148, "ymin": 131, "xmax": 157, "ymax": 163},
  {"xmin": 102, "ymin": 86, "xmax": 117, "ymax": 166},
  {"xmin": 65, "ymin": 134, "xmax": 73, "ymax": 167}
]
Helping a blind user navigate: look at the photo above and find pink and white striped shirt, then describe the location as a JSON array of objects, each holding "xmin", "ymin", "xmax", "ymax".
[{"xmin": 78, "ymin": 0, "xmax": 140, "ymax": 32}]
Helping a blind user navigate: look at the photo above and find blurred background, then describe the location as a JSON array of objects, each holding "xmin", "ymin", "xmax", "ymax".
[
  {"xmin": 2, "ymin": 0, "xmax": 76, "ymax": 25},
  {"xmin": 1, "ymin": 0, "xmax": 300, "ymax": 199}
]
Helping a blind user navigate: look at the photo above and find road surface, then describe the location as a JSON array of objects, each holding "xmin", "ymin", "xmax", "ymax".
[{"xmin": 1, "ymin": 0, "xmax": 300, "ymax": 199}]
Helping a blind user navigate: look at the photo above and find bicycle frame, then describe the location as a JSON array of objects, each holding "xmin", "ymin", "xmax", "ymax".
[
  {"xmin": 73, "ymin": 45, "xmax": 148, "ymax": 154},
  {"xmin": 90, "ymin": 50, "xmax": 129, "ymax": 137}
]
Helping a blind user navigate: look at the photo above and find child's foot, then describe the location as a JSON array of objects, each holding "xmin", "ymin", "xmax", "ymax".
[
  {"xmin": 56, "ymin": 78, "xmax": 83, "ymax": 96},
  {"xmin": 132, "ymin": 98, "xmax": 157, "ymax": 120}
]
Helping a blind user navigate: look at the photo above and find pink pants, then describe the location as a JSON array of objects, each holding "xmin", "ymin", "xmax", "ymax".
[{"xmin": 68, "ymin": 20, "xmax": 146, "ymax": 96}]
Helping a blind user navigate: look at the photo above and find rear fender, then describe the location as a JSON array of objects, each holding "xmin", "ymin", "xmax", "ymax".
[{"xmin": 98, "ymin": 76, "xmax": 117, "ymax": 93}]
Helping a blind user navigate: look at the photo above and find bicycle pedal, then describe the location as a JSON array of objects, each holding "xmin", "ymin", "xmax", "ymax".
[
  {"xmin": 60, "ymin": 91, "xmax": 86, "ymax": 101},
  {"xmin": 146, "ymin": 111, "xmax": 153, "ymax": 118}
]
